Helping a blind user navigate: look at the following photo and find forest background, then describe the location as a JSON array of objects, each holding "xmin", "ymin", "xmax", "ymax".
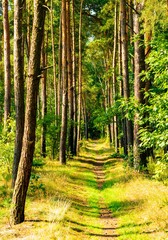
[{"xmin": 0, "ymin": 0, "xmax": 168, "ymax": 226}]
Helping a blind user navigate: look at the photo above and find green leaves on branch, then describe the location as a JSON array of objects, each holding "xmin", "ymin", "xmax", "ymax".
[{"xmin": 139, "ymin": 34, "xmax": 168, "ymax": 164}]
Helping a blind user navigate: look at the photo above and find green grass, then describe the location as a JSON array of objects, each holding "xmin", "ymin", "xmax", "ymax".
[
  {"xmin": 0, "ymin": 139, "xmax": 168, "ymax": 239},
  {"xmin": 102, "ymin": 157, "xmax": 168, "ymax": 240}
]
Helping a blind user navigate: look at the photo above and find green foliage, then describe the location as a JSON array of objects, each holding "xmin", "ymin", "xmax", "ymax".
[
  {"xmin": 37, "ymin": 113, "xmax": 61, "ymax": 158},
  {"xmin": 33, "ymin": 158, "xmax": 45, "ymax": 168},
  {"xmin": 147, "ymin": 155, "xmax": 168, "ymax": 184},
  {"xmin": 139, "ymin": 34, "xmax": 168, "ymax": 151},
  {"xmin": 28, "ymin": 172, "xmax": 46, "ymax": 196},
  {"xmin": 0, "ymin": 119, "xmax": 15, "ymax": 177},
  {"xmin": 138, "ymin": 33, "xmax": 168, "ymax": 179},
  {"xmin": 0, "ymin": 119, "xmax": 15, "ymax": 206}
]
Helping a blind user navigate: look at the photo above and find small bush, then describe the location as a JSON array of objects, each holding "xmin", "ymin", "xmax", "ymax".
[{"xmin": 147, "ymin": 158, "xmax": 168, "ymax": 184}]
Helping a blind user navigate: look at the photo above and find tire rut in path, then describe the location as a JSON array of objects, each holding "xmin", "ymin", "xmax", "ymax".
[{"xmin": 93, "ymin": 160, "xmax": 119, "ymax": 239}]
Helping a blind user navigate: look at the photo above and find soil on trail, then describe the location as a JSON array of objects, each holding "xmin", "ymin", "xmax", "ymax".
[
  {"xmin": 86, "ymin": 141, "xmax": 119, "ymax": 239},
  {"xmin": 93, "ymin": 158, "xmax": 119, "ymax": 239}
]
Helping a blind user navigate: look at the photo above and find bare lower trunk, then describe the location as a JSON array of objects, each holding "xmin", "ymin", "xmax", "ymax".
[
  {"xmin": 11, "ymin": 0, "xmax": 46, "ymax": 224},
  {"xmin": 12, "ymin": 0, "xmax": 25, "ymax": 187}
]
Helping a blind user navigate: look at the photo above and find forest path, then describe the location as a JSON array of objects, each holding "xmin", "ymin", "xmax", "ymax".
[{"xmin": 82, "ymin": 140, "xmax": 119, "ymax": 239}]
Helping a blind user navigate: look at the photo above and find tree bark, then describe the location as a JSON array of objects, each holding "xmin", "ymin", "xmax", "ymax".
[
  {"xmin": 112, "ymin": 1, "xmax": 119, "ymax": 152},
  {"xmin": 11, "ymin": 0, "xmax": 46, "ymax": 224},
  {"xmin": 71, "ymin": 0, "xmax": 77, "ymax": 155},
  {"xmin": 77, "ymin": 0, "xmax": 83, "ymax": 155},
  {"xmin": 67, "ymin": 0, "xmax": 74, "ymax": 155},
  {"xmin": 2, "ymin": 0, "xmax": 11, "ymax": 127},
  {"xmin": 58, "ymin": 10, "xmax": 62, "ymax": 117},
  {"xmin": 12, "ymin": 0, "xmax": 25, "ymax": 187},
  {"xmin": 50, "ymin": 0, "xmax": 57, "ymax": 119},
  {"xmin": 41, "ymin": 36, "xmax": 47, "ymax": 158},
  {"xmin": 120, "ymin": 0, "xmax": 133, "ymax": 154},
  {"xmin": 59, "ymin": 0, "xmax": 68, "ymax": 164},
  {"xmin": 133, "ymin": 1, "xmax": 146, "ymax": 169}
]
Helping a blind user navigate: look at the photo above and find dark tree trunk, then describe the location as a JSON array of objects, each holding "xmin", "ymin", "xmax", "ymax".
[
  {"xmin": 2, "ymin": 0, "xmax": 11, "ymax": 127},
  {"xmin": 41, "ymin": 38, "xmax": 47, "ymax": 158},
  {"xmin": 11, "ymin": 0, "xmax": 46, "ymax": 224},
  {"xmin": 112, "ymin": 1, "xmax": 119, "ymax": 152},
  {"xmin": 12, "ymin": 0, "xmax": 25, "ymax": 187}
]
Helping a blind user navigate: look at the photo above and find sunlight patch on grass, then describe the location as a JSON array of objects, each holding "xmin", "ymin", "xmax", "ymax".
[{"xmin": 102, "ymin": 158, "xmax": 168, "ymax": 240}]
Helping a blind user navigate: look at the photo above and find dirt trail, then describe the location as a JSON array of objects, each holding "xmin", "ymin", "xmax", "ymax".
[{"xmin": 93, "ymin": 157, "xmax": 119, "ymax": 239}]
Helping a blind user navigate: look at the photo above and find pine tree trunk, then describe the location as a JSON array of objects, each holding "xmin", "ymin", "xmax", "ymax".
[
  {"xmin": 67, "ymin": 0, "xmax": 74, "ymax": 155},
  {"xmin": 112, "ymin": 1, "xmax": 119, "ymax": 152},
  {"xmin": 51, "ymin": 0, "xmax": 57, "ymax": 119},
  {"xmin": 41, "ymin": 38, "xmax": 47, "ymax": 158},
  {"xmin": 120, "ymin": 0, "xmax": 133, "ymax": 153},
  {"xmin": 59, "ymin": 0, "xmax": 68, "ymax": 164},
  {"xmin": 77, "ymin": 0, "xmax": 83, "ymax": 155},
  {"xmin": 71, "ymin": 0, "xmax": 77, "ymax": 155},
  {"xmin": 58, "ymin": 11, "xmax": 62, "ymax": 117},
  {"xmin": 12, "ymin": 0, "xmax": 25, "ymax": 187},
  {"xmin": 133, "ymin": 1, "xmax": 146, "ymax": 169},
  {"xmin": 2, "ymin": 0, "xmax": 11, "ymax": 127},
  {"xmin": 11, "ymin": 0, "xmax": 46, "ymax": 224}
]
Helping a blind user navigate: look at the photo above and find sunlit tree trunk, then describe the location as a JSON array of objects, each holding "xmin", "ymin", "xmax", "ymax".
[
  {"xmin": 71, "ymin": 0, "xmax": 77, "ymax": 155},
  {"xmin": 67, "ymin": 0, "xmax": 74, "ymax": 155},
  {"xmin": 112, "ymin": 1, "xmax": 119, "ymax": 152},
  {"xmin": 59, "ymin": 0, "xmax": 68, "ymax": 164},
  {"xmin": 12, "ymin": 0, "xmax": 25, "ymax": 187},
  {"xmin": 2, "ymin": 0, "xmax": 11, "ymax": 127},
  {"xmin": 11, "ymin": 0, "xmax": 46, "ymax": 224},
  {"xmin": 77, "ymin": 0, "xmax": 83, "ymax": 155}
]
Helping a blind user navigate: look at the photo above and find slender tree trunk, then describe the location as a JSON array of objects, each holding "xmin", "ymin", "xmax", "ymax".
[
  {"xmin": 50, "ymin": 0, "xmax": 57, "ymax": 119},
  {"xmin": 105, "ymin": 50, "xmax": 113, "ymax": 144},
  {"xmin": 77, "ymin": 0, "xmax": 83, "ymax": 155},
  {"xmin": 41, "ymin": 36, "xmax": 47, "ymax": 158},
  {"xmin": 82, "ymin": 94, "xmax": 88, "ymax": 139},
  {"xmin": 12, "ymin": 0, "xmax": 25, "ymax": 187},
  {"xmin": 133, "ymin": 1, "xmax": 146, "ymax": 169},
  {"xmin": 26, "ymin": 0, "xmax": 31, "ymax": 59},
  {"xmin": 71, "ymin": 0, "xmax": 77, "ymax": 155},
  {"xmin": 118, "ymin": 11, "xmax": 125, "ymax": 151},
  {"xmin": 120, "ymin": 0, "xmax": 133, "ymax": 154},
  {"xmin": 112, "ymin": 1, "xmax": 119, "ymax": 152},
  {"xmin": 58, "ymin": 11, "xmax": 62, "ymax": 117},
  {"xmin": 2, "ymin": 0, "xmax": 11, "ymax": 127},
  {"xmin": 67, "ymin": 0, "xmax": 74, "ymax": 155},
  {"xmin": 11, "ymin": 0, "xmax": 46, "ymax": 224},
  {"xmin": 59, "ymin": 0, "xmax": 68, "ymax": 164}
]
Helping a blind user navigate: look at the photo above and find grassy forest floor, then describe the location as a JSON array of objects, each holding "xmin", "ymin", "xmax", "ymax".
[{"xmin": 0, "ymin": 139, "xmax": 168, "ymax": 239}]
